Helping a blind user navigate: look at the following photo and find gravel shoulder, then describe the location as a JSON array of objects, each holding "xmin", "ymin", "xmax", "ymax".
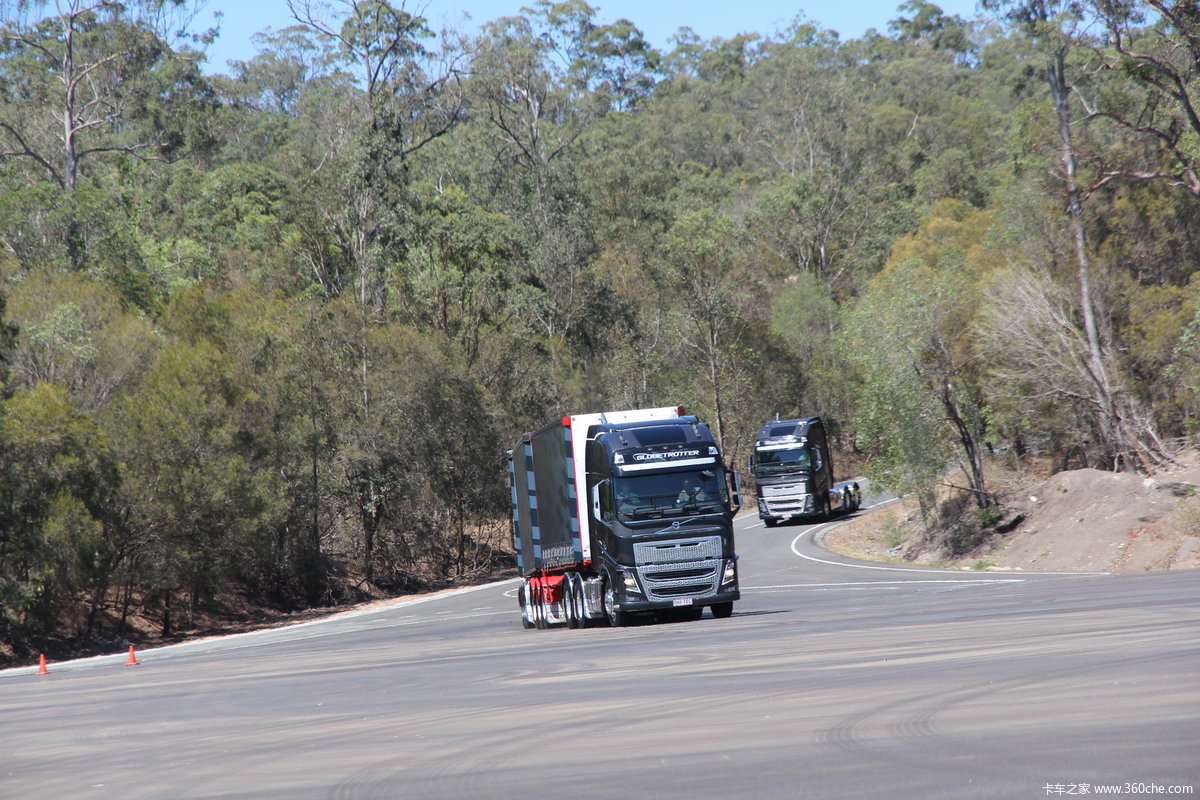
[{"xmin": 824, "ymin": 453, "xmax": 1200, "ymax": 573}]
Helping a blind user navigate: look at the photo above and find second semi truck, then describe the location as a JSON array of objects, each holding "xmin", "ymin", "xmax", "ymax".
[
  {"xmin": 750, "ymin": 415, "xmax": 861, "ymax": 527},
  {"xmin": 508, "ymin": 406, "xmax": 741, "ymax": 628}
]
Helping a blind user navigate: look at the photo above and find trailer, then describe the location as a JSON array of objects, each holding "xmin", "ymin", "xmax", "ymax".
[
  {"xmin": 749, "ymin": 416, "xmax": 861, "ymax": 527},
  {"xmin": 508, "ymin": 407, "xmax": 741, "ymax": 628}
]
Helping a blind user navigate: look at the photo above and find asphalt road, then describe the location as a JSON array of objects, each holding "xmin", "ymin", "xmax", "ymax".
[{"xmin": 2, "ymin": 502, "xmax": 1198, "ymax": 799}]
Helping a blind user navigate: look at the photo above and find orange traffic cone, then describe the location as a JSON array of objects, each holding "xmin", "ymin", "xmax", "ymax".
[
  {"xmin": 124, "ymin": 645, "xmax": 140, "ymax": 666},
  {"xmin": 36, "ymin": 654, "xmax": 49, "ymax": 675}
]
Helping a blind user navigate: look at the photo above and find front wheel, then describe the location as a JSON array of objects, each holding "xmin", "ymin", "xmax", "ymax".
[
  {"xmin": 603, "ymin": 575, "xmax": 628, "ymax": 627},
  {"xmin": 710, "ymin": 602, "xmax": 734, "ymax": 619}
]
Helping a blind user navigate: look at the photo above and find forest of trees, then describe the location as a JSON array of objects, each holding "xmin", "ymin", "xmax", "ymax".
[{"xmin": 2, "ymin": 0, "xmax": 1199, "ymax": 660}]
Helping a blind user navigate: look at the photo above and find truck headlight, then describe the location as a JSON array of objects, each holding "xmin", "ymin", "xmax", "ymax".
[
  {"xmin": 721, "ymin": 560, "xmax": 737, "ymax": 588},
  {"xmin": 622, "ymin": 570, "xmax": 643, "ymax": 596}
]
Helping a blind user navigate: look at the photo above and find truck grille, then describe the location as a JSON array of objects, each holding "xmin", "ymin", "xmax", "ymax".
[
  {"xmin": 760, "ymin": 482, "xmax": 813, "ymax": 515},
  {"xmin": 633, "ymin": 536, "xmax": 723, "ymax": 600},
  {"xmin": 761, "ymin": 482, "xmax": 806, "ymax": 498},
  {"xmin": 633, "ymin": 536, "xmax": 722, "ymax": 564}
]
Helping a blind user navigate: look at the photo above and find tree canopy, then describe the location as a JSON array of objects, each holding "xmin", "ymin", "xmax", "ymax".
[{"xmin": 3, "ymin": 0, "xmax": 1199, "ymax": 659}]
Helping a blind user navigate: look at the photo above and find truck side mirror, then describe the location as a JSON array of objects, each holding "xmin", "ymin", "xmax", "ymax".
[
  {"xmin": 591, "ymin": 482, "xmax": 602, "ymax": 520},
  {"xmin": 727, "ymin": 469, "xmax": 742, "ymax": 512}
]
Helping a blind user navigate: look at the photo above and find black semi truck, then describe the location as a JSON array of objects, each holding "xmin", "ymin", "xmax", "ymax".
[
  {"xmin": 508, "ymin": 406, "xmax": 741, "ymax": 628},
  {"xmin": 750, "ymin": 415, "xmax": 861, "ymax": 527}
]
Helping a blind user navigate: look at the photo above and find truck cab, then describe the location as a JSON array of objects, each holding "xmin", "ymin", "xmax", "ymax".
[
  {"xmin": 584, "ymin": 416, "xmax": 741, "ymax": 624},
  {"xmin": 750, "ymin": 416, "xmax": 858, "ymax": 527}
]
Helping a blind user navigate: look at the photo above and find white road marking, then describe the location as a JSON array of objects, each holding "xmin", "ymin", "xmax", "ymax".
[
  {"xmin": 786, "ymin": 506, "xmax": 1109, "ymax": 578},
  {"xmin": 744, "ymin": 579, "xmax": 1025, "ymax": 590}
]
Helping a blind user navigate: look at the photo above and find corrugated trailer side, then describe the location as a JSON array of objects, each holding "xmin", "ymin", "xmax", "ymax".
[
  {"xmin": 509, "ymin": 419, "xmax": 582, "ymax": 577},
  {"xmin": 509, "ymin": 436, "xmax": 535, "ymax": 576}
]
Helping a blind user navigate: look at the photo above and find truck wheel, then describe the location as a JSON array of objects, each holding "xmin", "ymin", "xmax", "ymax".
[
  {"xmin": 571, "ymin": 573, "xmax": 590, "ymax": 627},
  {"xmin": 533, "ymin": 582, "xmax": 550, "ymax": 629},
  {"xmin": 564, "ymin": 575, "xmax": 580, "ymax": 629},
  {"xmin": 603, "ymin": 576, "xmax": 627, "ymax": 627},
  {"xmin": 519, "ymin": 583, "xmax": 536, "ymax": 629},
  {"xmin": 710, "ymin": 602, "xmax": 734, "ymax": 619}
]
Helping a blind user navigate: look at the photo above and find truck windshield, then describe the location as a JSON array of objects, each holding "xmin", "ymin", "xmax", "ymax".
[
  {"xmin": 614, "ymin": 470, "xmax": 727, "ymax": 519},
  {"xmin": 752, "ymin": 447, "xmax": 811, "ymax": 475}
]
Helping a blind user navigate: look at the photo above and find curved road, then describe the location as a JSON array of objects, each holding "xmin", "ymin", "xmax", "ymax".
[{"xmin": 2, "ymin": 502, "xmax": 1197, "ymax": 799}]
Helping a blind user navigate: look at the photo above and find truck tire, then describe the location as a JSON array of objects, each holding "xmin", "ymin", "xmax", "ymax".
[
  {"xmin": 519, "ymin": 583, "xmax": 536, "ymax": 629},
  {"xmin": 710, "ymin": 602, "xmax": 734, "ymax": 619},
  {"xmin": 564, "ymin": 575, "xmax": 580, "ymax": 629},
  {"xmin": 532, "ymin": 581, "xmax": 550, "ymax": 629},
  {"xmin": 602, "ymin": 575, "xmax": 628, "ymax": 628},
  {"xmin": 571, "ymin": 573, "xmax": 591, "ymax": 627}
]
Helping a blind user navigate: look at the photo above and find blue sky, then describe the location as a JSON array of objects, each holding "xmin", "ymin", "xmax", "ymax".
[{"xmin": 197, "ymin": 1, "xmax": 984, "ymax": 74}]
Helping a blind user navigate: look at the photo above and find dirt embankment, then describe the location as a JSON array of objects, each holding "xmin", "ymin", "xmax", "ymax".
[{"xmin": 826, "ymin": 453, "xmax": 1200, "ymax": 573}]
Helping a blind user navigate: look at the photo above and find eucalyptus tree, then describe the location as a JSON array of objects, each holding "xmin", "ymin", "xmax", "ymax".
[
  {"xmin": 0, "ymin": 292, "xmax": 14, "ymax": 392},
  {"xmin": 847, "ymin": 201, "xmax": 999, "ymax": 528},
  {"xmin": 283, "ymin": 0, "xmax": 466, "ymax": 311},
  {"xmin": 0, "ymin": 0, "xmax": 213, "ymax": 190},
  {"xmin": 278, "ymin": 4, "xmax": 471, "ymax": 577},
  {"xmin": 526, "ymin": 0, "xmax": 661, "ymax": 113},
  {"xmin": 0, "ymin": 382, "xmax": 118, "ymax": 647},
  {"xmin": 659, "ymin": 208, "xmax": 758, "ymax": 454},
  {"xmin": 768, "ymin": 270, "xmax": 846, "ymax": 423},
  {"xmin": 0, "ymin": 0, "xmax": 215, "ymax": 290},
  {"xmin": 101, "ymin": 286, "xmax": 304, "ymax": 633},
  {"xmin": 469, "ymin": 3, "xmax": 596, "ymax": 190},
  {"xmin": 737, "ymin": 24, "xmax": 863, "ymax": 286},
  {"xmin": 982, "ymin": 0, "xmax": 1171, "ymax": 472},
  {"xmin": 397, "ymin": 183, "xmax": 519, "ymax": 366},
  {"xmin": 221, "ymin": 25, "xmax": 334, "ymax": 117},
  {"xmin": 3, "ymin": 268, "xmax": 157, "ymax": 413},
  {"xmin": 464, "ymin": 1, "xmax": 642, "ymax": 380},
  {"xmin": 1077, "ymin": 1, "xmax": 1200, "ymax": 197}
]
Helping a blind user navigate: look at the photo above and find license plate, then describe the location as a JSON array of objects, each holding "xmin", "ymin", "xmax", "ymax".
[{"xmin": 672, "ymin": 598, "xmax": 693, "ymax": 607}]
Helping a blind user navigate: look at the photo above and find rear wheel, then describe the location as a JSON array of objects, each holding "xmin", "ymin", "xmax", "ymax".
[
  {"xmin": 519, "ymin": 582, "xmax": 536, "ymax": 629},
  {"xmin": 571, "ymin": 573, "xmax": 589, "ymax": 627},
  {"xmin": 518, "ymin": 585, "xmax": 532, "ymax": 628},
  {"xmin": 564, "ymin": 575, "xmax": 580, "ymax": 629},
  {"xmin": 533, "ymin": 582, "xmax": 549, "ymax": 629}
]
